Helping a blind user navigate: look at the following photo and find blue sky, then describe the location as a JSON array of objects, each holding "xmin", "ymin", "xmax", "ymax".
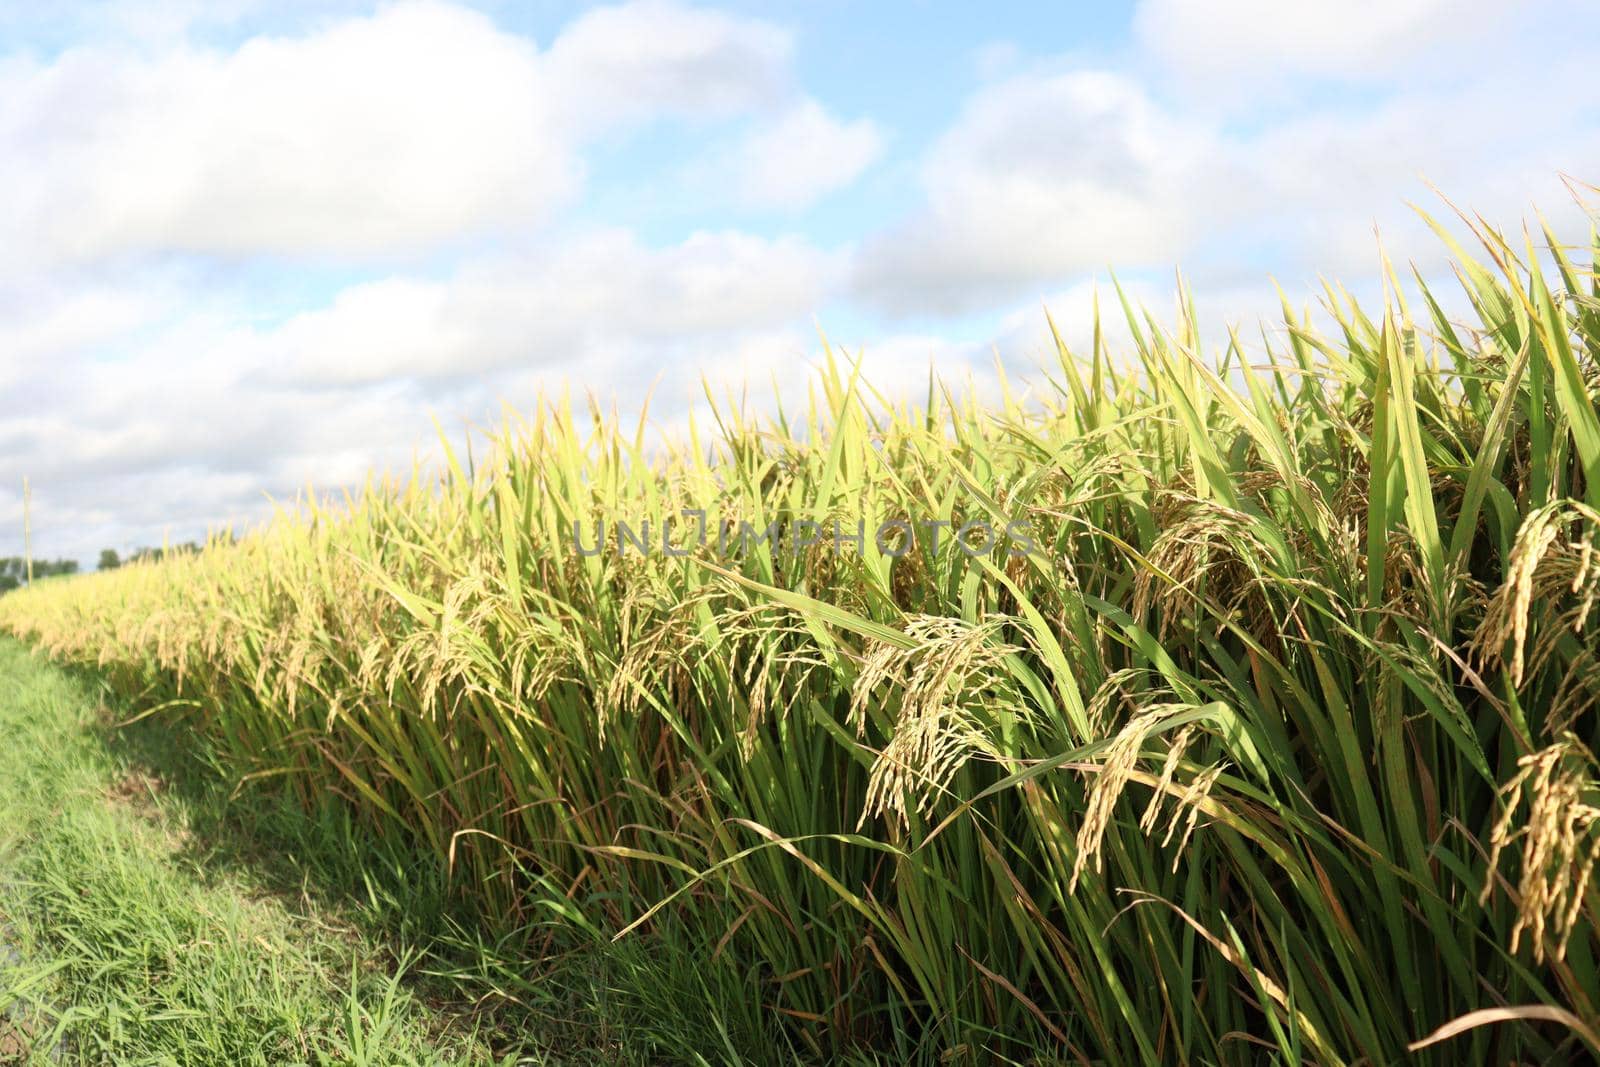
[{"xmin": 1, "ymin": 0, "xmax": 1596, "ymax": 563}]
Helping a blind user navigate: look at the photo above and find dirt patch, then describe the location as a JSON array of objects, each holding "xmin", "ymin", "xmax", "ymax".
[
  {"xmin": 0, "ymin": 1016, "xmax": 38, "ymax": 1061},
  {"xmin": 104, "ymin": 770, "xmax": 166, "ymax": 810},
  {"xmin": 102, "ymin": 770, "xmax": 194, "ymax": 855}
]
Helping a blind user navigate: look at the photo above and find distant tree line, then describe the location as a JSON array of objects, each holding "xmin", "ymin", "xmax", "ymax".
[
  {"xmin": 0, "ymin": 556, "xmax": 79, "ymax": 593},
  {"xmin": 95, "ymin": 542, "xmax": 204, "ymax": 571},
  {"xmin": 0, "ymin": 541, "xmax": 213, "ymax": 595}
]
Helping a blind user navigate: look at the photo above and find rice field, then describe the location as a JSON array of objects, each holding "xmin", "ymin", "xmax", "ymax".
[{"xmin": 3, "ymin": 205, "xmax": 1599, "ymax": 1064}]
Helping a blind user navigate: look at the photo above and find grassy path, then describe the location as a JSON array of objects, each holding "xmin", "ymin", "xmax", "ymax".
[
  {"xmin": 0, "ymin": 638, "xmax": 513, "ymax": 1066},
  {"xmin": 0, "ymin": 638, "xmax": 781, "ymax": 1067}
]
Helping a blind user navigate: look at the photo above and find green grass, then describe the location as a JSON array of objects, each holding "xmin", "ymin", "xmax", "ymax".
[
  {"xmin": 3, "ymin": 199, "xmax": 1599, "ymax": 1063},
  {"xmin": 0, "ymin": 639, "xmax": 796, "ymax": 1066},
  {"xmin": 0, "ymin": 638, "xmax": 506, "ymax": 1064}
]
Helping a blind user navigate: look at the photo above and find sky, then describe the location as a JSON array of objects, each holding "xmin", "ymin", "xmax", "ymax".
[{"xmin": 1, "ymin": 0, "xmax": 1597, "ymax": 565}]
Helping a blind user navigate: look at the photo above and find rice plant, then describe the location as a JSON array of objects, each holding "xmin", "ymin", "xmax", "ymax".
[{"xmin": 4, "ymin": 201, "xmax": 1598, "ymax": 1064}]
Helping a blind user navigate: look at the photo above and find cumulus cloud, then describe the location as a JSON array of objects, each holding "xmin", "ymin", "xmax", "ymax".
[
  {"xmin": 0, "ymin": 0, "xmax": 813, "ymax": 269},
  {"xmin": 1232, "ymin": 63, "xmax": 1600, "ymax": 277},
  {"xmin": 854, "ymin": 40, "xmax": 1600, "ymax": 316},
  {"xmin": 0, "ymin": 3, "xmax": 566, "ymax": 265},
  {"xmin": 1133, "ymin": 0, "xmax": 1506, "ymax": 84},
  {"xmin": 0, "ymin": 284, "xmax": 158, "ymax": 388},
  {"xmin": 544, "ymin": 0, "xmax": 793, "ymax": 130},
  {"xmin": 265, "ymin": 228, "xmax": 840, "ymax": 385},
  {"xmin": 0, "ymin": 223, "xmax": 845, "ymax": 560},
  {"xmin": 853, "ymin": 71, "xmax": 1217, "ymax": 315},
  {"xmin": 731, "ymin": 99, "xmax": 883, "ymax": 210}
]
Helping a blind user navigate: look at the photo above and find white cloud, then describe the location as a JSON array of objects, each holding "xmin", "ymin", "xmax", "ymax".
[
  {"xmin": 0, "ymin": 2, "xmax": 567, "ymax": 265},
  {"xmin": 731, "ymin": 99, "xmax": 883, "ymax": 210},
  {"xmin": 0, "ymin": 1, "xmax": 808, "ymax": 269},
  {"xmin": 854, "ymin": 40, "xmax": 1600, "ymax": 316},
  {"xmin": 267, "ymin": 228, "xmax": 841, "ymax": 385},
  {"xmin": 1233, "ymin": 64, "xmax": 1600, "ymax": 278},
  {"xmin": 854, "ymin": 71, "xmax": 1218, "ymax": 314},
  {"xmin": 0, "ymin": 222, "xmax": 843, "ymax": 561},
  {"xmin": 0, "ymin": 284, "xmax": 158, "ymax": 382},
  {"xmin": 1133, "ymin": 0, "xmax": 1506, "ymax": 84},
  {"xmin": 544, "ymin": 0, "xmax": 792, "ymax": 131}
]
